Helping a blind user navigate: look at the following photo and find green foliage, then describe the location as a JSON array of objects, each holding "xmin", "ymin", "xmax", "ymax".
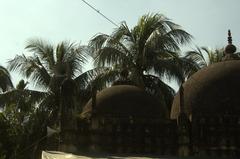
[
  {"xmin": 89, "ymin": 13, "xmax": 196, "ymax": 113},
  {"xmin": 0, "ymin": 79, "xmax": 47, "ymax": 159},
  {"xmin": 0, "ymin": 108, "xmax": 47, "ymax": 159},
  {"xmin": 0, "ymin": 66, "xmax": 13, "ymax": 92},
  {"xmin": 8, "ymin": 39, "xmax": 88, "ymax": 90},
  {"xmin": 7, "ymin": 39, "xmax": 103, "ymax": 124},
  {"xmin": 185, "ymin": 46, "xmax": 225, "ymax": 68},
  {"xmin": 90, "ymin": 13, "xmax": 195, "ymax": 84}
]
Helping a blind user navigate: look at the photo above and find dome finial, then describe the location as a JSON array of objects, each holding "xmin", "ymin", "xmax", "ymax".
[
  {"xmin": 224, "ymin": 29, "xmax": 237, "ymax": 56},
  {"xmin": 228, "ymin": 29, "xmax": 232, "ymax": 44}
]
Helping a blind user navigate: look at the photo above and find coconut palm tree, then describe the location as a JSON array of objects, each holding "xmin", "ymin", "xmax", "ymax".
[
  {"xmin": 8, "ymin": 39, "xmax": 100, "ymax": 125},
  {"xmin": 89, "ymin": 13, "xmax": 196, "ymax": 110},
  {"xmin": 8, "ymin": 39, "xmax": 90, "ymax": 90}
]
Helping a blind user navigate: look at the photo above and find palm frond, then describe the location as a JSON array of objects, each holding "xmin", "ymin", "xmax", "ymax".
[
  {"xmin": 143, "ymin": 74, "xmax": 175, "ymax": 116},
  {"xmin": 206, "ymin": 47, "xmax": 224, "ymax": 64},
  {"xmin": 74, "ymin": 68, "xmax": 103, "ymax": 89},
  {"xmin": 165, "ymin": 29, "xmax": 192, "ymax": 46},
  {"xmin": 0, "ymin": 66, "xmax": 13, "ymax": 92},
  {"xmin": 152, "ymin": 57, "xmax": 185, "ymax": 85},
  {"xmin": 90, "ymin": 67, "xmax": 120, "ymax": 90},
  {"xmin": 111, "ymin": 21, "xmax": 135, "ymax": 43},
  {"xmin": 74, "ymin": 67, "xmax": 118, "ymax": 90},
  {"xmin": 62, "ymin": 44, "xmax": 88, "ymax": 78},
  {"xmin": 8, "ymin": 54, "xmax": 51, "ymax": 89},
  {"xmin": 185, "ymin": 46, "xmax": 225, "ymax": 69},
  {"xmin": 147, "ymin": 29, "xmax": 192, "ymax": 53},
  {"xmin": 89, "ymin": 34, "xmax": 109, "ymax": 54},
  {"xmin": 94, "ymin": 47, "xmax": 133, "ymax": 67},
  {"xmin": 0, "ymin": 88, "xmax": 47, "ymax": 109},
  {"xmin": 25, "ymin": 38, "xmax": 55, "ymax": 70},
  {"xmin": 185, "ymin": 47, "xmax": 208, "ymax": 68},
  {"xmin": 136, "ymin": 13, "xmax": 192, "ymax": 52}
]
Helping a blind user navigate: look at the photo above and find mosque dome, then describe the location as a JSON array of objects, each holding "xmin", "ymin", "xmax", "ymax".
[
  {"xmin": 171, "ymin": 60, "xmax": 240, "ymax": 119},
  {"xmin": 171, "ymin": 30, "xmax": 240, "ymax": 119},
  {"xmin": 81, "ymin": 85, "xmax": 167, "ymax": 119}
]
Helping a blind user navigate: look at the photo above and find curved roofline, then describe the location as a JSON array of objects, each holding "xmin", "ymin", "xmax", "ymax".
[
  {"xmin": 171, "ymin": 60, "xmax": 240, "ymax": 119},
  {"xmin": 81, "ymin": 85, "xmax": 168, "ymax": 119}
]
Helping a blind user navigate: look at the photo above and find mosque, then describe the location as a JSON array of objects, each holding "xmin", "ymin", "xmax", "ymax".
[{"xmin": 54, "ymin": 31, "xmax": 240, "ymax": 158}]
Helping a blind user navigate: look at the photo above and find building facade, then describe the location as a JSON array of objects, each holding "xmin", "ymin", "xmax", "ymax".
[{"xmin": 56, "ymin": 31, "xmax": 240, "ymax": 158}]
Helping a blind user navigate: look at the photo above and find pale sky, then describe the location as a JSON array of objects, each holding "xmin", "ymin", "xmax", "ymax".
[{"xmin": 0, "ymin": 0, "xmax": 240, "ymax": 87}]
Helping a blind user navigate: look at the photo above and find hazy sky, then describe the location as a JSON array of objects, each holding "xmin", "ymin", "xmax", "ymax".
[{"xmin": 0, "ymin": 0, "xmax": 240, "ymax": 87}]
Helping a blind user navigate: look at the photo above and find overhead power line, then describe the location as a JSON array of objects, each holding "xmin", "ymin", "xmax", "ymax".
[{"xmin": 80, "ymin": 0, "xmax": 119, "ymax": 27}]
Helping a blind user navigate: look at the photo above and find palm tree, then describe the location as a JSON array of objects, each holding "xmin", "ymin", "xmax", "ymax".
[
  {"xmin": 89, "ymin": 13, "xmax": 195, "ymax": 111},
  {"xmin": 185, "ymin": 46, "xmax": 225, "ymax": 68},
  {"xmin": 8, "ymin": 39, "xmax": 99, "ymax": 125}
]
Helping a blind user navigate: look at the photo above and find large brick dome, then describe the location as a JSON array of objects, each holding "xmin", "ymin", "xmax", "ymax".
[
  {"xmin": 171, "ymin": 60, "xmax": 240, "ymax": 119},
  {"xmin": 81, "ymin": 85, "xmax": 168, "ymax": 119}
]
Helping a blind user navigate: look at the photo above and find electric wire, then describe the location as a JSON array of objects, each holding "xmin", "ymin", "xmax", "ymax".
[{"xmin": 80, "ymin": 0, "xmax": 119, "ymax": 27}]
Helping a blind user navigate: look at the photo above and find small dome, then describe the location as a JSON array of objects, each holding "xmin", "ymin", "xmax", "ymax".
[
  {"xmin": 225, "ymin": 44, "xmax": 237, "ymax": 54},
  {"xmin": 81, "ymin": 85, "xmax": 167, "ymax": 119},
  {"xmin": 171, "ymin": 60, "xmax": 240, "ymax": 119},
  {"xmin": 224, "ymin": 30, "xmax": 237, "ymax": 55}
]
